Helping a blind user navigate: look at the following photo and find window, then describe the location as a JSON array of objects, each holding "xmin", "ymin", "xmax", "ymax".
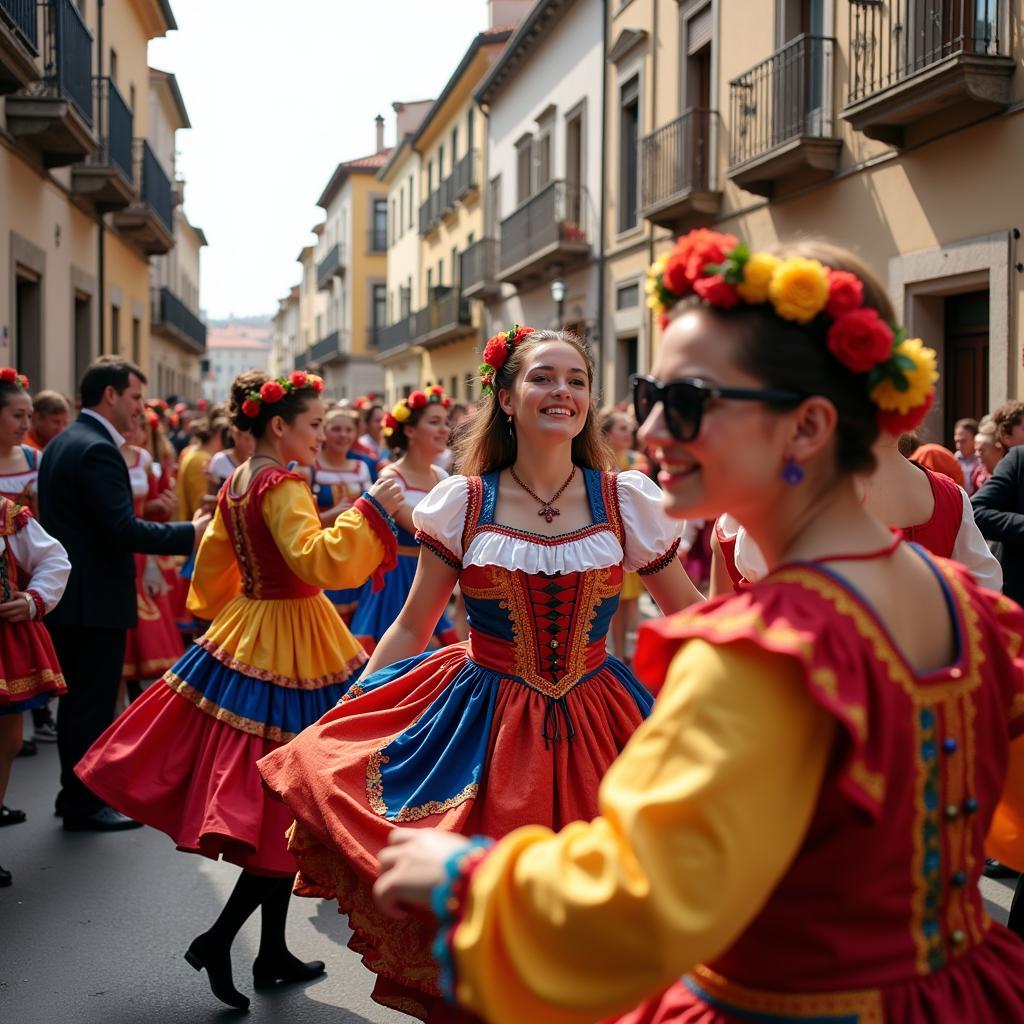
[
  {"xmin": 438, "ymin": 143, "xmax": 445, "ymax": 179},
  {"xmin": 515, "ymin": 135, "xmax": 533, "ymax": 204},
  {"xmin": 372, "ymin": 284, "xmax": 387, "ymax": 334},
  {"xmin": 399, "ymin": 189, "xmax": 404, "ymax": 239},
  {"xmin": 426, "ymin": 268, "xmax": 433, "ymax": 294},
  {"xmin": 437, "ymin": 258, "xmax": 444, "ymax": 290},
  {"xmin": 536, "ymin": 107, "xmax": 555, "ymax": 190},
  {"xmin": 110, "ymin": 303, "xmax": 121, "ymax": 355},
  {"xmin": 451, "ymin": 246, "xmax": 458, "ymax": 288},
  {"xmin": 565, "ymin": 104, "xmax": 585, "ymax": 225},
  {"xmin": 372, "ymin": 199, "xmax": 387, "ymax": 251},
  {"xmin": 450, "ymin": 375, "xmax": 458, "ymax": 400},
  {"xmin": 391, "ymin": 197, "xmax": 397, "ymax": 245},
  {"xmin": 451, "ymin": 126, "xmax": 459, "ymax": 162},
  {"xmin": 616, "ymin": 282, "xmax": 640, "ymax": 309},
  {"xmin": 131, "ymin": 317, "xmax": 140, "ymax": 363},
  {"xmin": 467, "ymin": 107, "xmax": 475, "ymax": 152},
  {"xmin": 129, "ymin": 84, "xmax": 136, "ymax": 113},
  {"xmin": 109, "ymin": 48, "xmax": 118, "ymax": 83},
  {"xmin": 619, "ymin": 76, "xmax": 640, "ymax": 233},
  {"xmin": 408, "ymin": 174, "xmax": 414, "ymax": 227}
]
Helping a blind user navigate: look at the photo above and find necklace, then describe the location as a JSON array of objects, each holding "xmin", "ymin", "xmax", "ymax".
[
  {"xmin": 510, "ymin": 465, "xmax": 576, "ymax": 524},
  {"xmin": 250, "ymin": 454, "xmax": 284, "ymax": 468}
]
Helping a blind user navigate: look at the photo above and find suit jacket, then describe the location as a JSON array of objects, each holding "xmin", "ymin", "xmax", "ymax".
[
  {"xmin": 38, "ymin": 413, "xmax": 195, "ymax": 630},
  {"xmin": 971, "ymin": 445, "xmax": 1024, "ymax": 604}
]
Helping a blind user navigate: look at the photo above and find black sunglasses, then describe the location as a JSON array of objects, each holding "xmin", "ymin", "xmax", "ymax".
[{"xmin": 632, "ymin": 374, "xmax": 805, "ymax": 443}]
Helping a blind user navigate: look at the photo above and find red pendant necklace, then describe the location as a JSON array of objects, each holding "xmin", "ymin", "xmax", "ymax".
[{"xmin": 510, "ymin": 465, "xmax": 577, "ymax": 524}]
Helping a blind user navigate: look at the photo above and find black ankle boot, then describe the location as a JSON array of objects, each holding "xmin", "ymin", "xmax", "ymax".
[
  {"xmin": 252, "ymin": 951, "xmax": 326, "ymax": 989},
  {"xmin": 0, "ymin": 864, "xmax": 11, "ymax": 887},
  {"xmin": 185, "ymin": 933, "xmax": 250, "ymax": 1011}
]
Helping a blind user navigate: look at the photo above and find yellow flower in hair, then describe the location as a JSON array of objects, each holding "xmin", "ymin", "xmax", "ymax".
[
  {"xmin": 392, "ymin": 403, "xmax": 412, "ymax": 422},
  {"xmin": 768, "ymin": 257, "xmax": 830, "ymax": 324},
  {"xmin": 737, "ymin": 252, "xmax": 781, "ymax": 304},
  {"xmin": 870, "ymin": 338, "xmax": 938, "ymax": 414}
]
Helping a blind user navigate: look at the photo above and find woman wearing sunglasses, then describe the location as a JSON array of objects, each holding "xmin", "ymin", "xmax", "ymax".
[{"xmin": 370, "ymin": 231, "xmax": 1024, "ymax": 1023}]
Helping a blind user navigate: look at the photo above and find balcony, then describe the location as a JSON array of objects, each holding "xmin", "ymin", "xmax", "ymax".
[
  {"xmin": 411, "ymin": 287, "xmax": 473, "ymax": 350},
  {"xmin": 419, "ymin": 189, "xmax": 442, "ymax": 236},
  {"xmin": 497, "ymin": 180, "xmax": 590, "ymax": 288},
  {"xmin": 310, "ymin": 329, "xmax": 350, "ymax": 366},
  {"xmin": 376, "ymin": 316, "xmax": 414, "ymax": 356},
  {"xmin": 294, "ymin": 349, "xmax": 311, "ymax": 371},
  {"xmin": 110, "ymin": 140, "xmax": 174, "ymax": 255},
  {"xmin": 452, "ymin": 149, "xmax": 480, "ymax": 202},
  {"xmin": 844, "ymin": 0, "xmax": 1013, "ymax": 146},
  {"xmin": 71, "ymin": 77, "xmax": 134, "ymax": 211},
  {"xmin": 316, "ymin": 243, "xmax": 344, "ymax": 290},
  {"xmin": 439, "ymin": 175, "xmax": 457, "ymax": 220},
  {"xmin": 639, "ymin": 109, "xmax": 722, "ymax": 230},
  {"xmin": 151, "ymin": 287, "xmax": 207, "ymax": 355},
  {"xmin": 366, "ymin": 228, "xmax": 387, "ymax": 254},
  {"xmin": 6, "ymin": 0, "xmax": 94, "ymax": 167},
  {"xmin": 728, "ymin": 35, "xmax": 840, "ymax": 198},
  {"xmin": 460, "ymin": 238, "xmax": 500, "ymax": 301},
  {"xmin": 0, "ymin": 0, "xmax": 39, "ymax": 94}
]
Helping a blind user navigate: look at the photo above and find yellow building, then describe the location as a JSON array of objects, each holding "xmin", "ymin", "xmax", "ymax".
[
  {"xmin": 609, "ymin": 0, "xmax": 1024, "ymax": 436},
  {"xmin": 0, "ymin": 0, "xmax": 184, "ymax": 395}
]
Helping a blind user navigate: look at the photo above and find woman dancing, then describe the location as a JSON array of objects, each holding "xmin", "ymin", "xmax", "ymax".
[
  {"xmin": 373, "ymin": 233, "xmax": 1024, "ymax": 1023},
  {"xmin": 259, "ymin": 328, "xmax": 700, "ymax": 1019}
]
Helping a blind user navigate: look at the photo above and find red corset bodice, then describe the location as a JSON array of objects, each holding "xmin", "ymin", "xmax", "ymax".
[{"xmin": 219, "ymin": 467, "xmax": 320, "ymax": 601}]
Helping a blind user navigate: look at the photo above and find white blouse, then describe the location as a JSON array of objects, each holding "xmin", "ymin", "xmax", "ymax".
[
  {"xmin": 7, "ymin": 515, "xmax": 71, "ymax": 617},
  {"xmin": 414, "ymin": 471, "xmax": 683, "ymax": 577}
]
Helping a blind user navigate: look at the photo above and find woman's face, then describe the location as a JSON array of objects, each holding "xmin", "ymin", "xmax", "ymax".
[
  {"xmin": 275, "ymin": 397, "xmax": 325, "ymax": 467},
  {"xmin": 605, "ymin": 415, "xmax": 634, "ymax": 453},
  {"xmin": 366, "ymin": 408, "xmax": 384, "ymax": 441},
  {"xmin": 500, "ymin": 341, "xmax": 591, "ymax": 445},
  {"xmin": 637, "ymin": 309, "xmax": 795, "ymax": 522},
  {"xmin": 0, "ymin": 391, "xmax": 31, "ymax": 449},
  {"xmin": 404, "ymin": 404, "xmax": 450, "ymax": 456},
  {"xmin": 976, "ymin": 433, "xmax": 1002, "ymax": 472},
  {"xmin": 324, "ymin": 415, "xmax": 357, "ymax": 455}
]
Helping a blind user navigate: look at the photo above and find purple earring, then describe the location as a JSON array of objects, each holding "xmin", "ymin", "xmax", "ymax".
[{"xmin": 782, "ymin": 456, "xmax": 805, "ymax": 486}]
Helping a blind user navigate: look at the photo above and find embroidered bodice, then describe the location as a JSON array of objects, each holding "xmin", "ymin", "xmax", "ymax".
[
  {"xmin": 0, "ymin": 445, "xmax": 39, "ymax": 504},
  {"xmin": 415, "ymin": 470, "xmax": 682, "ymax": 699},
  {"xmin": 312, "ymin": 458, "xmax": 370, "ymax": 513}
]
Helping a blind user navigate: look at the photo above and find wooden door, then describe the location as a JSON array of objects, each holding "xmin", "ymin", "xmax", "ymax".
[{"xmin": 943, "ymin": 290, "xmax": 989, "ymax": 440}]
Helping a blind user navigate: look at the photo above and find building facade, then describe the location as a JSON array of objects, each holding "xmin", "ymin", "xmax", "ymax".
[
  {"xmin": 204, "ymin": 321, "xmax": 270, "ymax": 403},
  {"xmin": 269, "ymin": 284, "xmax": 299, "ymax": 379},
  {"xmin": 0, "ymin": 0, "xmax": 189, "ymax": 396},
  {"xmin": 476, "ymin": 0, "xmax": 604, "ymax": 391},
  {"xmin": 617, "ymin": 0, "xmax": 1024, "ymax": 437}
]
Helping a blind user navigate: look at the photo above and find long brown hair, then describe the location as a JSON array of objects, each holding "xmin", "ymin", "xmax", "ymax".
[{"xmin": 454, "ymin": 329, "xmax": 613, "ymax": 477}]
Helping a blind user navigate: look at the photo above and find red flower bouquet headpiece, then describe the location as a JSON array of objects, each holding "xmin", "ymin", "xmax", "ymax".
[
  {"xmin": 382, "ymin": 384, "xmax": 451, "ymax": 439},
  {"xmin": 479, "ymin": 325, "xmax": 536, "ymax": 396},
  {"xmin": 240, "ymin": 372, "xmax": 324, "ymax": 419},
  {"xmin": 0, "ymin": 367, "xmax": 30, "ymax": 392},
  {"xmin": 646, "ymin": 230, "xmax": 938, "ymax": 433}
]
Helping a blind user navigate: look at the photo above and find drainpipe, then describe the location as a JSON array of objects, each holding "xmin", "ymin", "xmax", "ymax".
[
  {"xmin": 597, "ymin": 0, "xmax": 609, "ymax": 396},
  {"xmin": 646, "ymin": 0, "xmax": 657, "ymax": 370},
  {"xmin": 96, "ymin": 0, "xmax": 105, "ymax": 356}
]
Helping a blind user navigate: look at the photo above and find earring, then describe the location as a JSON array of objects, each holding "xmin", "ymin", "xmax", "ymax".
[
  {"xmin": 782, "ymin": 455, "xmax": 804, "ymax": 486},
  {"xmin": 508, "ymin": 415, "xmax": 516, "ymax": 440}
]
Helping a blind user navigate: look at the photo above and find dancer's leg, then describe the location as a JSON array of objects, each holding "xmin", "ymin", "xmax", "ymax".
[{"xmin": 252, "ymin": 876, "xmax": 325, "ymax": 988}]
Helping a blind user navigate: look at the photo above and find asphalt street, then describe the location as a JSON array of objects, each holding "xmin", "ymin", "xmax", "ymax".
[
  {"xmin": 1, "ymin": 742, "xmax": 404, "ymax": 1024},
  {"xmin": 1, "ymin": 731, "xmax": 1019, "ymax": 1024}
]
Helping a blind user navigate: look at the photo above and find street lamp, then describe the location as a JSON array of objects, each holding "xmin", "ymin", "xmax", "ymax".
[{"xmin": 550, "ymin": 276, "xmax": 566, "ymax": 327}]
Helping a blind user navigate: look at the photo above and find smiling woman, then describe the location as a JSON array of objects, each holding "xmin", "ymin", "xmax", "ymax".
[{"xmin": 257, "ymin": 327, "xmax": 703, "ymax": 1020}]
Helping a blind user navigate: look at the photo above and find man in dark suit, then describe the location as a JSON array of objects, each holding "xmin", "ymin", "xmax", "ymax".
[
  {"xmin": 972, "ymin": 443, "xmax": 1024, "ymax": 605},
  {"xmin": 38, "ymin": 356, "xmax": 206, "ymax": 831}
]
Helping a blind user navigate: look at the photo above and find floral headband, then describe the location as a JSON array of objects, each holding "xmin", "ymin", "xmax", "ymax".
[
  {"xmin": 0, "ymin": 368, "xmax": 29, "ymax": 391},
  {"xmin": 383, "ymin": 385, "xmax": 451, "ymax": 439},
  {"xmin": 479, "ymin": 325, "xmax": 536, "ymax": 396},
  {"xmin": 646, "ymin": 229, "xmax": 938, "ymax": 434},
  {"xmin": 240, "ymin": 370, "xmax": 324, "ymax": 419}
]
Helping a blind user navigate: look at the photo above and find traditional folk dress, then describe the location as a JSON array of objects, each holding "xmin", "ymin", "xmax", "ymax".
[
  {"xmin": 122, "ymin": 447, "xmax": 182, "ymax": 683},
  {"xmin": 257, "ymin": 468, "xmax": 683, "ymax": 1018},
  {"xmin": 0, "ymin": 445, "xmax": 40, "ymax": 515},
  {"xmin": 0, "ymin": 499, "xmax": 69, "ymax": 716},
  {"xmin": 430, "ymin": 547, "xmax": 1024, "ymax": 1024},
  {"xmin": 76, "ymin": 466, "xmax": 397, "ymax": 876},
  {"xmin": 311, "ymin": 456, "xmax": 373, "ymax": 622},
  {"xmin": 349, "ymin": 469, "xmax": 459, "ymax": 653},
  {"xmin": 717, "ymin": 464, "xmax": 1002, "ymax": 591}
]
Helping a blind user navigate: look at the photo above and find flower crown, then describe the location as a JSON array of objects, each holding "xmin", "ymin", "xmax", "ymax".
[
  {"xmin": 646, "ymin": 229, "xmax": 938, "ymax": 434},
  {"xmin": 0, "ymin": 367, "xmax": 30, "ymax": 392},
  {"xmin": 479, "ymin": 325, "xmax": 536, "ymax": 396},
  {"xmin": 382, "ymin": 385, "xmax": 451, "ymax": 439},
  {"xmin": 240, "ymin": 370, "xmax": 324, "ymax": 419}
]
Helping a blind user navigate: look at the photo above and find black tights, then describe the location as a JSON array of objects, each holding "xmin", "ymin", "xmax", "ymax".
[{"xmin": 204, "ymin": 869, "xmax": 295, "ymax": 960}]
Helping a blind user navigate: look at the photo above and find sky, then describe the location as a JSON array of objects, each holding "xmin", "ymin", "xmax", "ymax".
[{"xmin": 148, "ymin": 0, "xmax": 489, "ymax": 321}]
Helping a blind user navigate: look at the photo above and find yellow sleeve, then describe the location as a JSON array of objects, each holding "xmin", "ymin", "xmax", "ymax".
[
  {"xmin": 452, "ymin": 639, "xmax": 836, "ymax": 1024},
  {"xmin": 987, "ymin": 731, "xmax": 1024, "ymax": 872},
  {"xmin": 261, "ymin": 477, "xmax": 388, "ymax": 590},
  {"xmin": 186, "ymin": 505, "xmax": 241, "ymax": 620},
  {"xmin": 177, "ymin": 450, "xmax": 209, "ymax": 521}
]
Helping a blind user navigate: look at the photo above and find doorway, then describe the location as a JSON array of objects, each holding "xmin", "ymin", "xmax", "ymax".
[
  {"xmin": 14, "ymin": 272, "xmax": 42, "ymax": 386},
  {"xmin": 943, "ymin": 289, "xmax": 989, "ymax": 439},
  {"xmin": 74, "ymin": 293, "xmax": 92, "ymax": 386}
]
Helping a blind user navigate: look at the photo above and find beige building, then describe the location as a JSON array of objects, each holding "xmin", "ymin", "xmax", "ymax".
[
  {"xmin": 269, "ymin": 284, "xmax": 299, "ymax": 379},
  {"xmin": 608, "ymin": 0, "xmax": 1024, "ymax": 435},
  {"xmin": 0, "ymin": 0, "xmax": 185, "ymax": 396},
  {"xmin": 204, "ymin": 321, "xmax": 270, "ymax": 403}
]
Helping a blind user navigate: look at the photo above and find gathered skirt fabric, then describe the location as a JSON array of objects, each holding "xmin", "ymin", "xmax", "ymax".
[
  {"xmin": 123, "ymin": 553, "xmax": 183, "ymax": 681},
  {"xmin": 258, "ymin": 640, "xmax": 652, "ymax": 1019},
  {"xmin": 0, "ymin": 618, "xmax": 65, "ymax": 716}
]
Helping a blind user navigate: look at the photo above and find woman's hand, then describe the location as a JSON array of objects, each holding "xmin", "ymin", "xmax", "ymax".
[
  {"xmin": 373, "ymin": 828, "xmax": 472, "ymax": 919},
  {"xmin": 0, "ymin": 592, "xmax": 33, "ymax": 623},
  {"xmin": 368, "ymin": 477, "xmax": 403, "ymax": 517}
]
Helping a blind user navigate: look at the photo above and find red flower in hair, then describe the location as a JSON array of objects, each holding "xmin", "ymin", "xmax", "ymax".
[
  {"xmin": 259, "ymin": 380, "xmax": 286, "ymax": 403},
  {"xmin": 290, "ymin": 371, "xmax": 309, "ymax": 388},
  {"xmin": 826, "ymin": 270, "xmax": 865, "ymax": 319},
  {"xmin": 511, "ymin": 325, "xmax": 535, "ymax": 344},
  {"xmin": 442, "ymin": 397, "xmax": 452, "ymax": 410},
  {"xmin": 826, "ymin": 308, "xmax": 894, "ymax": 373},
  {"xmin": 482, "ymin": 334, "xmax": 511, "ymax": 371},
  {"xmin": 429, "ymin": 385, "xmax": 445, "ymax": 396},
  {"xmin": 657, "ymin": 312, "xmax": 671, "ymax": 331},
  {"xmin": 383, "ymin": 412, "xmax": 398, "ymax": 430},
  {"xmin": 241, "ymin": 399, "xmax": 261, "ymax": 418},
  {"xmin": 408, "ymin": 390, "xmax": 428, "ymax": 410},
  {"xmin": 146, "ymin": 410, "xmax": 160, "ymax": 429},
  {"xmin": 17, "ymin": 375, "xmax": 29, "ymax": 391},
  {"xmin": 877, "ymin": 390, "xmax": 935, "ymax": 436},
  {"xmin": 310, "ymin": 376, "xmax": 324, "ymax": 393},
  {"xmin": 694, "ymin": 273, "xmax": 741, "ymax": 309},
  {"xmin": 0, "ymin": 368, "xmax": 16, "ymax": 383},
  {"xmin": 197, "ymin": 398, "xmax": 208, "ymax": 411},
  {"xmin": 663, "ymin": 230, "xmax": 739, "ymax": 297}
]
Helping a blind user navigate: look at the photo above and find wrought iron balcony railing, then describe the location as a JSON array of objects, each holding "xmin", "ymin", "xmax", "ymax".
[
  {"xmin": 152, "ymin": 287, "xmax": 206, "ymax": 353},
  {"xmin": 135, "ymin": 138, "xmax": 172, "ymax": 230},
  {"xmin": 316, "ymin": 243, "xmax": 344, "ymax": 290},
  {"xmin": 411, "ymin": 287, "xmax": 471, "ymax": 345},
  {"xmin": 498, "ymin": 180, "xmax": 589, "ymax": 276},
  {"xmin": 311, "ymin": 329, "xmax": 349, "ymax": 364},
  {"xmin": 1, "ymin": 0, "xmax": 38, "ymax": 50},
  {"xmin": 43, "ymin": 0, "xmax": 92, "ymax": 124},
  {"xmin": 639, "ymin": 108, "xmax": 718, "ymax": 212},
  {"xmin": 376, "ymin": 316, "xmax": 413, "ymax": 353},
  {"xmin": 452, "ymin": 149, "xmax": 479, "ymax": 200},
  {"xmin": 460, "ymin": 237, "xmax": 499, "ymax": 298},
  {"xmin": 419, "ymin": 189, "xmax": 442, "ymax": 236},
  {"xmin": 87, "ymin": 75, "xmax": 132, "ymax": 180},
  {"xmin": 730, "ymin": 35, "xmax": 836, "ymax": 167}
]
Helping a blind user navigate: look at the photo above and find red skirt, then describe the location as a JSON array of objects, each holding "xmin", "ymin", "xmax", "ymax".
[
  {"xmin": 123, "ymin": 553, "xmax": 183, "ymax": 682},
  {"xmin": 0, "ymin": 618, "xmax": 65, "ymax": 715},
  {"xmin": 258, "ymin": 641, "xmax": 652, "ymax": 1020}
]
